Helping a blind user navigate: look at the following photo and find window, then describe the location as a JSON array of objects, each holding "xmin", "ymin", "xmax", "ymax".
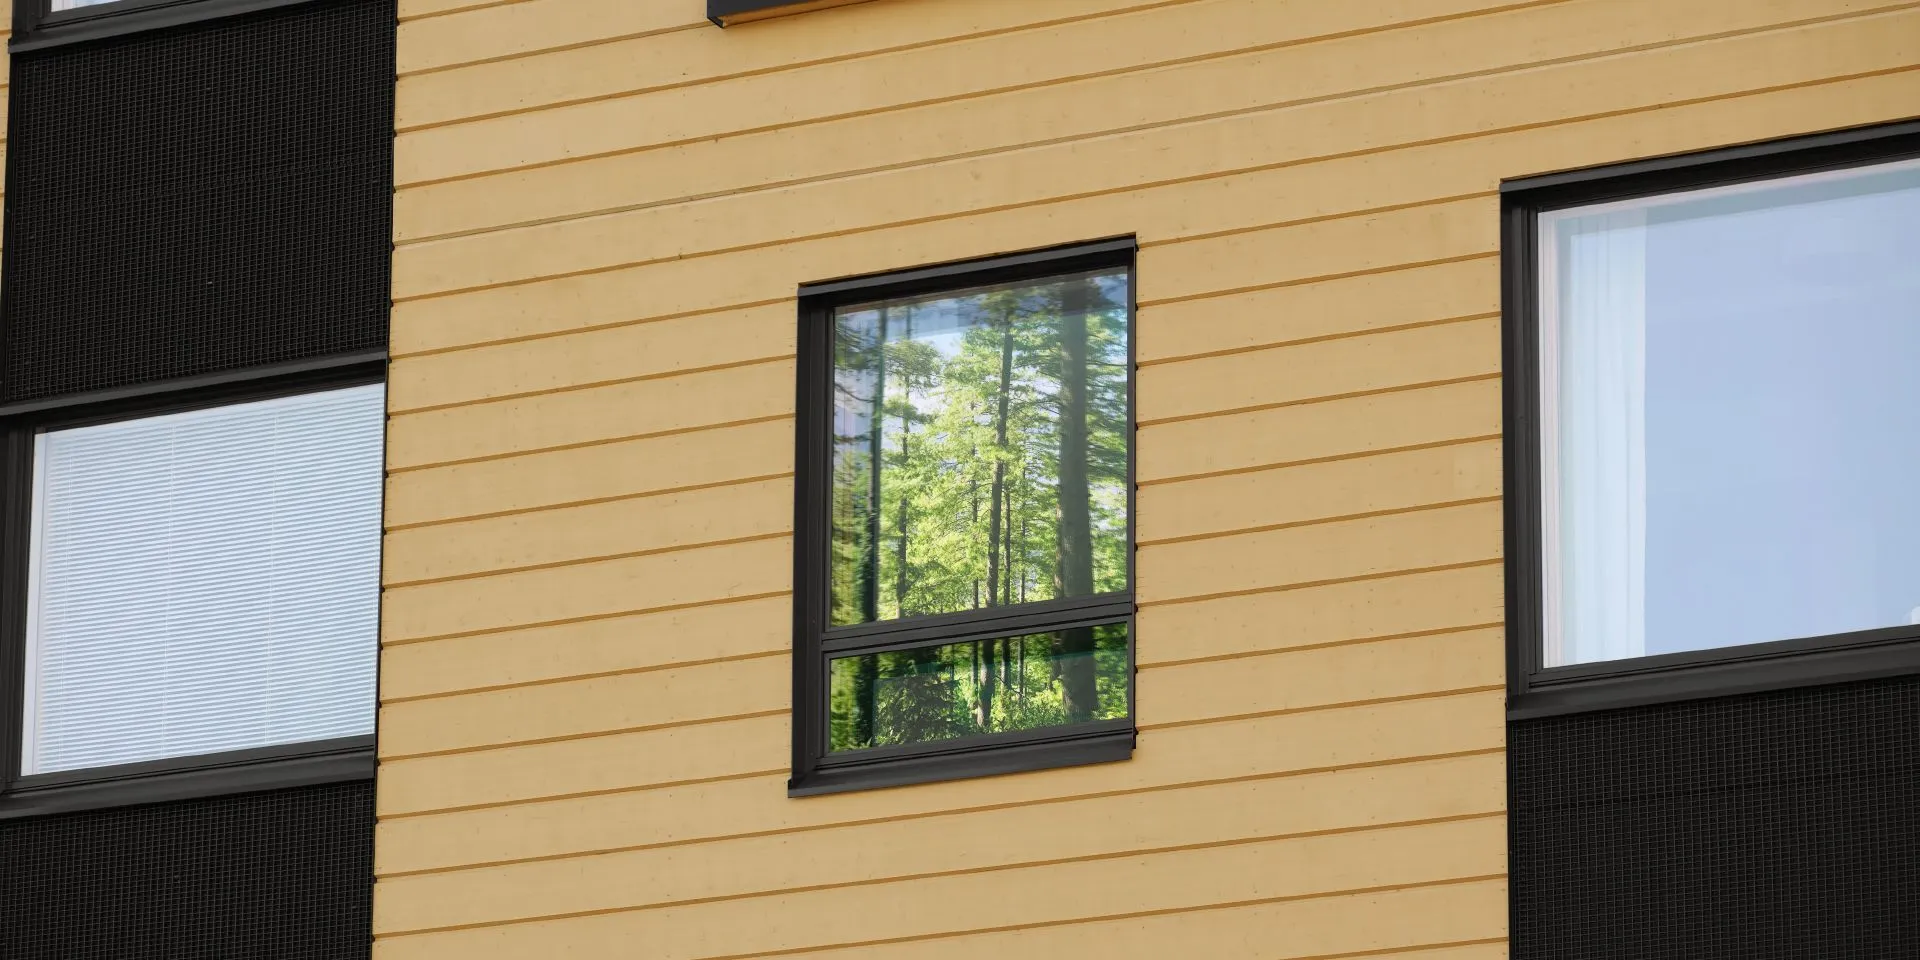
[
  {"xmin": 1506, "ymin": 121, "xmax": 1920, "ymax": 717},
  {"xmin": 707, "ymin": 0, "xmax": 873, "ymax": 28},
  {"xmin": 22, "ymin": 385, "xmax": 384, "ymax": 776},
  {"xmin": 2, "ymin": 369, "xmax": 386, "ymax": 816},
  {"xmin": 10, "ymin": 0, "xmax": 295, "ymax": 52},
  {"xmin": 793, "ymin": 239, "xmax": 1136, "ymax": 795}
]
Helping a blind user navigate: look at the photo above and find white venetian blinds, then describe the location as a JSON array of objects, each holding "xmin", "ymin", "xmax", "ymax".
[{"xmin": 21, "ymin": 383, "xmax": 385, "ymax": 776}]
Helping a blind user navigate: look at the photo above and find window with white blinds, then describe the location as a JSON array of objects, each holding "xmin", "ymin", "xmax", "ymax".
[{"xmin": 20, "ymin": 383, "xmax": 385, "ymax": 776}]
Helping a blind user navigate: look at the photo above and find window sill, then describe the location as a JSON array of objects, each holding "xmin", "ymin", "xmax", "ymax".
[
  {"xmin": 1509, "ymin": 627, "xmax": 1920, "ymax": 720},
  {"xmin": 789, "ymin": 727, "xmax": 1134, "ymax": 798},
  {"xmin": 0, "ymin": 736, "xmax": 375, "ymax": 819}
]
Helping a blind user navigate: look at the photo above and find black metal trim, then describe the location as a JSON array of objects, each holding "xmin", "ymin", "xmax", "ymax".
[
  {"xmin": 0, "ymin": 738, "xmax": 374, "ymax": 819},
  {"xmin": 10, "ymin": 0, "xmax": 343, "ymax": 52},
  {"xmin": 1502, "ymin": 119, "xmax": 1920, "ymax": 720},
  {"xmin": 791, "ymin": 237, "xmax": 1139, "ymax": 796},
  {"xmin": 0, "ymin": 365, "xmax": 388, "ymax": 817},
  {"xmin": 790, "ymin": 728, "xmax": 1135, "ymax": 798}
]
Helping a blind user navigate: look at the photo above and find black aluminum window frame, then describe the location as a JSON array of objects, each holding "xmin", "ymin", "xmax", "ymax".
[
  {"xmin": 1503, "ymin": 119, "xmax": 1920, "ymax": 721},
  {"xmin": 9, "ymin": 0, "xmax": 322, "ymax": 53},
  {"xmin": 791, "ymin": 237, "xmax": 1139, "ymax": 797},
  {"xmin": 0, "ymin": 353, "xmax": 386, "ymax": 819}
]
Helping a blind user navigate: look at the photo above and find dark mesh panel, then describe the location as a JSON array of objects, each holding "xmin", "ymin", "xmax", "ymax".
[
  {"xmin": 1511, "ymin": 675, "xmax": 1920, "ymax": 959},
  {"xmin": 1, "ymin": 0, "xmax": 396, "ymax": 403},
  {"xmin": 0, "ymin": 781, "xmax": 375, "ymax": 958}
]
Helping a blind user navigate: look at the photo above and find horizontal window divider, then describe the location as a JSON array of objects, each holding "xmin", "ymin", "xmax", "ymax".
[
  {"xmin": 820, "ymin": 595, "xmax": 1135, "ymax": 655},
  {"xmin": 0, "ymin": 736, "xmax": 376, "ymax": 819},
  {"xmin": 791, "ymin": 725, "xmax": 1134, "ymax": 798}
]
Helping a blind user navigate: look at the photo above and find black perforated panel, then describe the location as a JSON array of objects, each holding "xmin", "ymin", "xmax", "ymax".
[
  {"xmin": 1511, "ymin": 675, "xmax": 1920, "ymax": 959},
  {"xmin": 1, "ymin": 0, "xmax": 395, "ymax": 403},
  {"xmin": 0, "ymin": 781, "xmax": 375, "ymax": 958}
]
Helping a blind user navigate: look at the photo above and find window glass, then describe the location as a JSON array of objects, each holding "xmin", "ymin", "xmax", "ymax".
[
  {"xmin": 1540, "ymin": 158, "xmax": 1920, "ymax": 667},
  {"xmin": 21, "ymin": 384, "xmax": 385, "ymax": 775},
  {"xmin": 49, "ymin": 0, "xmax": 120, "ymax": 10},
  {"xmin": 830, "ymin": 268, "xmax": 1131, "ymax": 627},
  {"xmin": 829, "ymin": 622, "xmax": 1129, "ymax": 753}
]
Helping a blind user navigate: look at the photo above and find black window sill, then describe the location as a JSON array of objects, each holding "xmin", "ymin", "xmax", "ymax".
[
  {"xmin": 1510, "ymin": 626, "xmax": 1920, "ymax": 721},
  {"xmin": 707, "ymin": 0, "xmax": 871, "ymax": 28},
  {"xmin": 11, "ymin": 0, "xmax": 325, "ymax": 53},
  {"xmin": 789, "ymin": 727, "xmax": 1134, "ymax": 798},
  {"xmin": 0, "ymin": 736, "xmax": 375, "ymax": 819}
]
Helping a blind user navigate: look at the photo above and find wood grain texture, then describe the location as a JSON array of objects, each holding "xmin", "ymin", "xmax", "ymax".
[{"xmin": 381, "ymin": 0, "xmax": 1920, "ymax": 954}]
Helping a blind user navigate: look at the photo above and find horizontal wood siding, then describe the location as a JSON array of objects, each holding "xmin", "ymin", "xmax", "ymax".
[{"xmin": 378, "ymin": 0, "xmax": 1920, "ymax": 956}]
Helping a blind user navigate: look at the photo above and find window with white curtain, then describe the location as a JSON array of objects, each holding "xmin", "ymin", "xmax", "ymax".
[
  {"xmin": 19, "ymin": 383, "xmax": 385, "ymax": 776},
  {"xmin": 1539, "ymin": 157, "xmax": 1920, "ymax": 668}
]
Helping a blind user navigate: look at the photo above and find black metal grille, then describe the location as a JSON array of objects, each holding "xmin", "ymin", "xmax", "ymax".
[
  {"xmin": 0, "ymin": 0, "xmax": 396, "ymax": 403},
  {"xmin": 0, "ymin": 781, "xmax": 375, "ymax": 958},
  {"xmin": 1511, "ymin": 674, "xmax": 1920, "ymax": 959}
]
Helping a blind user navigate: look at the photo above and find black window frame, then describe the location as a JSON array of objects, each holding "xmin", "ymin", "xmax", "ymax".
[
  {"xmin": 706, "ymin": 0, "xmax": 869, "ymax": 28},
  {"xmin": 9, "ymin": 0, "xmax": 318, "ymax": 52},
  {"xmin": 1502, "ymin": 119, "xmax": 1920, "ymax": 721},
  {"xmin": 791, "ymin": 237, "xmax": 1139, "ymax": 797},
  {"xmin": 0, "ymin": 353, "xmax": 386, "ymax": 819}
]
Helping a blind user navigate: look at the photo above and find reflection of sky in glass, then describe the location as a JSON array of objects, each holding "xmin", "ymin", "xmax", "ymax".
[
  {"xmin": 1550, "ymin": 158, "xmax": 1920, "ymax": 662},
  {"xmin": 52, "ymin": 0, "xmax": 123, "ymax": 11}
]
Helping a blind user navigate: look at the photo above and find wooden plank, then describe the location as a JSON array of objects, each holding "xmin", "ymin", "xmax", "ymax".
[
  {"xmin": 1138, "ymin": 378, "xmax": 1501, "ymax": 484},
  {"xmin": 1136, "ymin": 564, "xmax": 1503, "ymax": 667},
  {"xmin": 385, "ymin": 417, "xmax": 793, "ymax": 528},
  {"xmin": 1137, "ymin": 256, "xmax": 1498, "ymax": 364},
  {"xmin": 1138, "ymin": 314, "xmax": 1500, "ymax": 424},
  {"xmin": 393, "ymin": 0, "xmax": 1888, "ymax": 188},
  {"xmin": 389, "ymin": 49, "xmax": 1920, "ymax": 354},
  {"xmin": 387, "ymin": 2, "xmax": 1914, "ymax": 251},
  {"xmin": 396, "ymin": 0, "xmax": 699, "ymax": 71},
  {"xmin": 1141, "ymin": 627, "xmax": 1503, "ymax": 727},
  {"xmin": 383, "ymin": 476, "xmax": 791, "ymax": 585},
  {"xmin": 396, "ymin": 0, "xmax": 1182, "ymax": 125},
  {"xmin": 1138, "ymin": 501, "xmax": 1504, "ymax": 605},
  {"xmin": 380, "ymin": 653, "xmax": 788, "ymax": 758},
  {"xmin": 388, "ymin": 303, "xmax": 792, "ymax": 410},
  {"xmin": 375, "ymin": 712, "xmax": 790, "ymax": 815},
  {"xmin": 374, "ymin": 757, "xmax": 1504, "ymax": 932},
  {"xmin": 372, "ymin": 864, "xmax": 1506, "ymax": 959},
  {"xmin": 380, "ymin": 535, "xmax": 790, "ymax": 645},
  {"xmin": 380, "ymin": 595, "xmax": 788, "ymax": 702},
  {"xmin": 385, "ymin": 359, "xmax": 792, "ymax": 471},
  {"xmin": 1138, "ymin": 439, "xmax": 1503, "ymax": 545},
  {"xmin": 375, "ymin": 689, "xmax": 1503, "ymax": 863},
  {"xmin": 788, "ymin": 881, "xmax": 1506, "ymax": 960}
]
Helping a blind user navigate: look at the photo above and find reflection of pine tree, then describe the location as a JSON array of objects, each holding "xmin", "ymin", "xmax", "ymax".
[{"xmin": 830, "ymin": 270, "xmax": 1131, "ymax": 748}]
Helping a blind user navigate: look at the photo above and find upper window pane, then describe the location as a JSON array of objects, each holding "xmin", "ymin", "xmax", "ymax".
[
  {"xmin": 830, "ymin": 268, "xmax": 1131, "ymax": 627},
  {"xmin": 21, "ymin": 384, "xmax": 386, "ymax": 775},
  {"xmin": 1540, "ymin": 158, "xmax": 1920, "ymax": 667}
]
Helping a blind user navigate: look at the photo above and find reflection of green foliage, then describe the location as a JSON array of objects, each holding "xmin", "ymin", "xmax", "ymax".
[
  {"xmin": 830, "ymin": 270, "xmax": 1130, "ymax": 625},
  {"xmin": 828, "ymin": 624, "xmax": 1129, "ymax": 753},
  {"xmin": 824, "ymin": 269, "xmax": 1133, "ymax": 755}
]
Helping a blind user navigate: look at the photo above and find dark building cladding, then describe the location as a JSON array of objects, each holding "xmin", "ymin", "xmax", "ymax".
[
  {"xmin": 1510, "ymin": 674, "xmax": 1920, "ymax": 960},
  {"xmin": 0, "ymin": 0, "xmax": 392, "ymax": 956},
  {"xmin": 0, "ymin": 0, "xmax": 395, "ymax": 402},
  {"xmin": 0, "ymin": 782, "xmax": 377, "ymax": 958}
]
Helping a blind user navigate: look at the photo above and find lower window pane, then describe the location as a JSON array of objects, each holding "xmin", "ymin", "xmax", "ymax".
[{"xmin": 829, "ymin": 622, "xmax": 1129, "ymax": 753}]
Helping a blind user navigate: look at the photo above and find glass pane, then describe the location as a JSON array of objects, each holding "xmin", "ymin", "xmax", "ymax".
[
  {"xmin": 829, "ymin": 622, "xmax": 1129, "ymax": 753},
  {"xmin": 50, "ymin": 0, "xmax": 120, "ymax": 10},
  {"xmin": 1539, "ymin": 157, "xmax": 1920, "ymax": 667},
  {"xmin": 830, "ymin": 267, "xmax": 1131, "ymax": 627},
  {"xmin": 22, "ymin": 385, "xmax": 385, "ymax": 775}
]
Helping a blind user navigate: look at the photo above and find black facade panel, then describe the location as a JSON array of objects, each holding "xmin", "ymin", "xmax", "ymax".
[
  {"xmin": 1511, "ymin": 675, "xmax": 1920, "ymax": 959},
  {"xmin": 0, "ymin": 781, "xmax": 375, "ymax": 958},
  {"xmin": 1, "ymin": 0, "xmax": 395, "ymax": 403}
]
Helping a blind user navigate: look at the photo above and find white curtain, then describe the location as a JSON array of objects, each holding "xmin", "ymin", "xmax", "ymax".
[
  {"xmin": 21, "ymin": 383, "xmax": 385, "ymax": 775},
  {"xmin": 1541, "ymin": 209, "xmax": 1648, "ymax": 667}
]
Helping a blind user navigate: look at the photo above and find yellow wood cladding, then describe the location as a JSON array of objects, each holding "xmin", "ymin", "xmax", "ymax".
[{"xmin": 378, "ymin": 0, "xmax": 1920, "ymax": 956}]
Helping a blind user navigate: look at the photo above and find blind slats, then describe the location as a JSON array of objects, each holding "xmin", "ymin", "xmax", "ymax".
[{"xmin": 21, "ymin": 384, "xmax": 385, "ymax": 776}]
